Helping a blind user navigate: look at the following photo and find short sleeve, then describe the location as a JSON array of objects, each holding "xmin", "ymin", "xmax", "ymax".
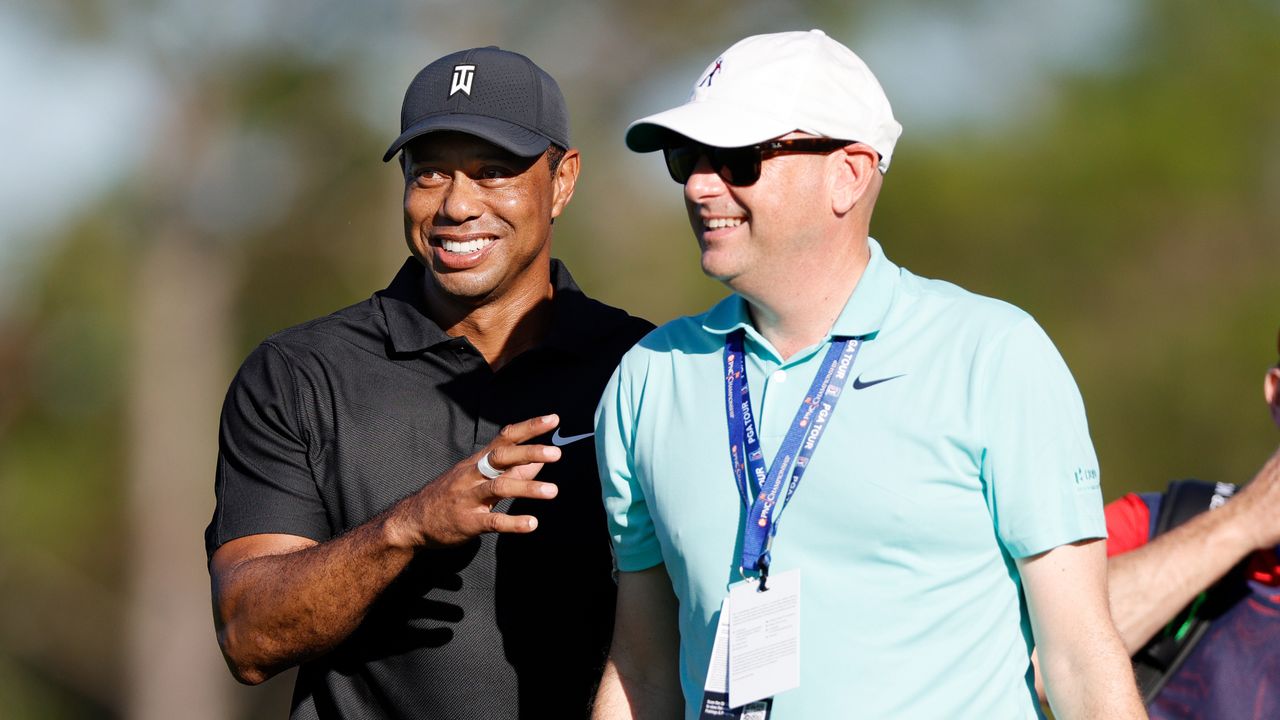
[
  {"xmin": 594, "ymin": 356, "xmax": 663, "ymax": 572},
  {"xmin": 205, "ymin": 342, "xmax": 331, "ymax": 560},
  {"xmin": 979, "ymin": 317, "xmax": 1106, "ymax": 557}
]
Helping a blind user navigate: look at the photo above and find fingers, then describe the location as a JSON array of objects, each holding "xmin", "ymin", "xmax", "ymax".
[
  {"xmin": 478, "ymin": 415, "xmax": 561, "ymax": 482},
  {"xmin": 429, "ymin": 414, "xmax": 562, "ymax": 542},
  {"xmin": 465, "ymin": 478, "xmax": 555, "ymax": 538},
  {"xmin": 479, "ymin": 512, "xmax": 542, "ymax": 534},
  {"xmin": 496, "ymin": 414, "xmax": 560, "ymax": 446},
  {"xmin": 478, "ymin": 474, "xmax": 559, "ymax": 502},
  {"xmin": 486, "ymin": 442, "xmax": 560, "ymax": 471}
]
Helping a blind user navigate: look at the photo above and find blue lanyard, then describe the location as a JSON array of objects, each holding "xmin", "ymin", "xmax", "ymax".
[{"xmin": 722, "ymin": 329, "xmax": 862, "ymax": 581}]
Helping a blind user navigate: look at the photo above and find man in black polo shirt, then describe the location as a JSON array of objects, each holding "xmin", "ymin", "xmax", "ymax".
[{"xmin": 205, "ymin": 47, "xmax": 652, "ymax": 719}]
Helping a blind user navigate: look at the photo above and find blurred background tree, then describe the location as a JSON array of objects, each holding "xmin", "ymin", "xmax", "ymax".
[{"xmin": 0, "ymin": 0, "xmax": 1275, "ymax": 717}]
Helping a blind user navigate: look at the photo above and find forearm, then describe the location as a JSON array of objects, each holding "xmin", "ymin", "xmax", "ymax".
[
  {"xmin": 1108, "ymin": 499, "xmax": 1256, "ymax": 652},
  {"xmin": 1040, "ymin": 623, "xmax": 1145, "ymax": 719},
  {"xmin": 213, "ymin": 415, "xmax": 564, "ymax": 683},
  {"xmin": 592, "ymin": 660, "xmax": 636, "ymax": 719},
  {"xmin": 592, "ymin": 565, "xmax": 683, "ymax": 719},
  {"xmin": 1021, "ymin": 540, "xmax": 1144, "ymax": 718},
  {"xmin": 592, "ymin": 656, "xmax": 683, "ymax": 719},
  {"xmin": 214, "ymin": 513, "xmax": 413, "ymax": 683}
]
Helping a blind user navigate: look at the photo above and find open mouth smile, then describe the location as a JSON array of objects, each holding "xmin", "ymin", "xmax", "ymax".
[{"xmin": 439, "ymin": 237, "xmax": 495, "ymax": 254}]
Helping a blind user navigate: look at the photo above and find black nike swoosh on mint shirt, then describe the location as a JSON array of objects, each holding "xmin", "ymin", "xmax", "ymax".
[{"xmin": 851, "ymin": 374, "xmax": 906, "ymax": 390}]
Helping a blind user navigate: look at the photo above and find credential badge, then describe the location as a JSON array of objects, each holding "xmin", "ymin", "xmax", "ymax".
[{"xmin": 450, "ymin": 64, "xmax": 476, "ymax": 97}]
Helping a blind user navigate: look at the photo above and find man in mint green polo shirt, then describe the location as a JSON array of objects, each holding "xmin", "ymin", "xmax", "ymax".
[{"xmin": 591, "ymin": 31, "xmax": 1146, "ymax": 719}]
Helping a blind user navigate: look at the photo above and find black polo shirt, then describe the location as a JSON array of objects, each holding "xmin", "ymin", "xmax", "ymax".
[{"xmin": 206, "ymin": 258, "xmax": 653, "ymax": 719}]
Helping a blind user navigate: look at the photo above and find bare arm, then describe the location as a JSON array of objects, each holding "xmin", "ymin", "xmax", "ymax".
[
  {"xmin": 211, "ymin": 414, "xmax": 562, "ymax": 684},
  {"xmin": 1109, "ymin": 446, "xmax": 1280, "ymax": 652},
  {"xmin": 592, "ymin": 565, "xmax": 683, "ymax": 719},
  {"xmin": 1019, "ymin": 539, "xmax": 1146, "ymax": 719},
  {"xmin": 1032, "ymin": 446, "xmax": 1280, "ymax": 701}
]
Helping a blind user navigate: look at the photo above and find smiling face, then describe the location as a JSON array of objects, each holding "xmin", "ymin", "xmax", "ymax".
[
  {"xmin": 680, "ymin": 133, "xmax": 840, "ymax": 297},
  {"xmin": 401, "ymin": 132, "xmax": 577, "ymax": 304}
]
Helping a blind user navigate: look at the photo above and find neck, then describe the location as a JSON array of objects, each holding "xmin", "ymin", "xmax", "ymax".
[
  {"xmin": 740, "ymin": 239, "xmax": 871, "ymax": 360},
  {"xmin": 423, "ymin": 274, "xmax": 555, "ymax": 371}
]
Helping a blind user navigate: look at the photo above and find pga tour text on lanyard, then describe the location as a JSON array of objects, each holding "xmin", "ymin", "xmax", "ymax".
[{"xmin": 722, "ymin": 329, "xmax": 862, "ymax": 587}]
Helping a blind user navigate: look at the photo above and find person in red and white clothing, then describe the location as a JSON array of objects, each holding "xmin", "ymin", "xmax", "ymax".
[{"xmin": 1101, "ymin": 328, "xmax": 1280, "ymax": 719}]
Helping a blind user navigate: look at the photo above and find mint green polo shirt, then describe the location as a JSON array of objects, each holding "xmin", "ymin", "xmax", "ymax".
[{"xmin": 595, "ymin": 238, "xmax": 1105, "ymax": 719}]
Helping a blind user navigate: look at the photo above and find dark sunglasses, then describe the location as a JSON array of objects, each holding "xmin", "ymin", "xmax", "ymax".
[{"xmin": 662, "ymin": 137, "xmax": 855, "ymax": 186}]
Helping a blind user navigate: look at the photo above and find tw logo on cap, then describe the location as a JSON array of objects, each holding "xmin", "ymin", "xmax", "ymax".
[{"xmin": 450, "ymin": 64, "xmax": 476, "ymax": 97}]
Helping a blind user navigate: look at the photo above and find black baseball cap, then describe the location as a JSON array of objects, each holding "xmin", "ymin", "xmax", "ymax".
[{"xmin": 382, "ymin": 46, "xmax": 570, "ymax": 162}]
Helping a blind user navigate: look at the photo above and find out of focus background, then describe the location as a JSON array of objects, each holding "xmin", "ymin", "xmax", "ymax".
[{"xmin": 1, "ymin": 0, "xmax": 1276, "ymax": 717}]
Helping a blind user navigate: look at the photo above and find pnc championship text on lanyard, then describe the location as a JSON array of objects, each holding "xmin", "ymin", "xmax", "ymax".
[{"xmin": 722, "ymin": 329, "xmax": 863, "ymax": 585}]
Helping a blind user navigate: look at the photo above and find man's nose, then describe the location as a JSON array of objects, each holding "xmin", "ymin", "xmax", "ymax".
[
  {"xmin": 684, "ymin": 155, "xmax": 727, "ymax": 202},
  {"xmin": 439, "ymin": 173, "xmax": 483, "ymax": 223}
]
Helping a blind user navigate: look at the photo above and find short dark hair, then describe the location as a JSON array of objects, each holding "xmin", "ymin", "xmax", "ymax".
[{"xmin": 545, "ymin": 144, "xmax": 566, "ymax": 174}]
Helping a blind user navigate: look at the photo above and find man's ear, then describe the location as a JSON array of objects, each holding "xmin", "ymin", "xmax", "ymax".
[
  {"xmin": 1265, "ymin": 367, "xmax": 1280, "ymax": 428},
  {"xmin": 550, "ymin": 148, "xmax": 581, "ymax": 221},
  {"xmin": 830, "ymin": 144, "xmax": 879, "ymax": 216}
]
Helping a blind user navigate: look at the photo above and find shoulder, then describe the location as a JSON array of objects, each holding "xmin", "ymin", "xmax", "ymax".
[
  {"xmin": 894, "ymin": 268, "xmax": 1035, "ymax": 339},
  {"xmin": 608, "ymin": 311, "xmax": 725, "ymax": 395},
  {"xmin": 575, "ymin": 295, "xmax": 656, "ymax": 358},
  {"xmin": 226, "ymin": 295, "xmax": 387, "ymax": 405},
  {"xmin": 627, "ymin": 312, "xmax": 720, "ymax": 359},
  {"xmin": 885, "ymin": 268, "xmax": 1078, "ymax": 404},
  {"xmin": 254, "ymin": 295, "xmax": 386, "ymax": 365},
  {"xmin": 550, "ymin": 259, "xmax": 654, "ymax": 361}
]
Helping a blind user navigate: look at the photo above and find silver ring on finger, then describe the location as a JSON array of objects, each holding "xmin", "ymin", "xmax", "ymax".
[{"xmin": 476, "ymin": 451, "xmax": 504, "ymax": 480}]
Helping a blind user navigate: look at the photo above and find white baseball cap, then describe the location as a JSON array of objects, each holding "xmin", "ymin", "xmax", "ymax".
[{"xmin": 625, "ymin": 29, "xmax": 902, "ymax": 173}]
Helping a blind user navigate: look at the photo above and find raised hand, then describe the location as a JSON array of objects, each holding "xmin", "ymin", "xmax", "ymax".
[{"xmin": 386, "ymin": 414, "xmax": 564, "ymax": 548}]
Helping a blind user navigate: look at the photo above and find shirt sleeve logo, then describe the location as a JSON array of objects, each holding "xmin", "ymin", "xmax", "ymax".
[{"xmin": 1073, "ymin": 467, "xmax": 1100, "ymax": 488}]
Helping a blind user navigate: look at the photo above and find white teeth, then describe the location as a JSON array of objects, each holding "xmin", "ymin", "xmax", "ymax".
[
  {"xmin": 440, "ymin": 237, "xmax": 495, "ymax": 254},
  {"xmin": 705, "ymin": 218, "xmax": 743, "ymax": 229}
]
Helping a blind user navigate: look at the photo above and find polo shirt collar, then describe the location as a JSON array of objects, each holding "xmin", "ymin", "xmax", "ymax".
[
  {"xmin": 701, "ymin": 237, "xmax": 899, "ymax": 342},
  {"xmin": 377, "ymin": 257, "xmax": 604, "ymax": 356},
  {"xmin": 378, "ymin": 259, "xmax": 451, "ymax": 354}
]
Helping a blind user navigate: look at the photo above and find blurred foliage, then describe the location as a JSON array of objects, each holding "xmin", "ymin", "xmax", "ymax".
[
  {"xmin": 875, "ymin": 0, "xmax": 1280, "ymax": 492},
  {"xmin": 0, "ymin": 0, "xmax": 1277, "ymax": 716}
]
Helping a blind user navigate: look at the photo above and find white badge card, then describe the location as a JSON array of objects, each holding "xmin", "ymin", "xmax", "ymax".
[
  {"xmin": 700, "ymin": 595, "xmax": 775, "ymax": 720},
  {"xmin": 727, "ymin": 569, "xmax": 801, "ymax": 709}
]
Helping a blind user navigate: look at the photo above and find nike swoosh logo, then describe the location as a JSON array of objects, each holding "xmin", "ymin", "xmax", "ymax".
[
  {"xmin": 851, "ymin": 373, "xmax": 905, "ymax": 390},
  {"xmin": 551, "ymin": 429, "xmax": 595, "ymax": 447}
]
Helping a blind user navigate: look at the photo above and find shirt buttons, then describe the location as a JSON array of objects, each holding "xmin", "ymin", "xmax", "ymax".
[{"xmin": 770, "ymin": 369, "xmax": 788, "ymax": 384}]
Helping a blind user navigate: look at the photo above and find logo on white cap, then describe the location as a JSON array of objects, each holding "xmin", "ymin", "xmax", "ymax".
[
  {"xmin": 698, "ymin": 58, "xmax": 724, "ymax": 88},
  {"xmin": 450, "ymin": 64, "xmax": 476, "ymax": 97},
  {"xmin": 624, "ymin": 30, "xmax": 904, "ymax": 173}
]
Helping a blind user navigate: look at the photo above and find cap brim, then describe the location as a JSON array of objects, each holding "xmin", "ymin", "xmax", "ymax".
[
  {"xmin": 382, "ymin": 114, "xmax": 551, "ymax": 162},
  {"xmin": 624, "ymin": 100, "xmax": 794, "ymax": 152}
]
